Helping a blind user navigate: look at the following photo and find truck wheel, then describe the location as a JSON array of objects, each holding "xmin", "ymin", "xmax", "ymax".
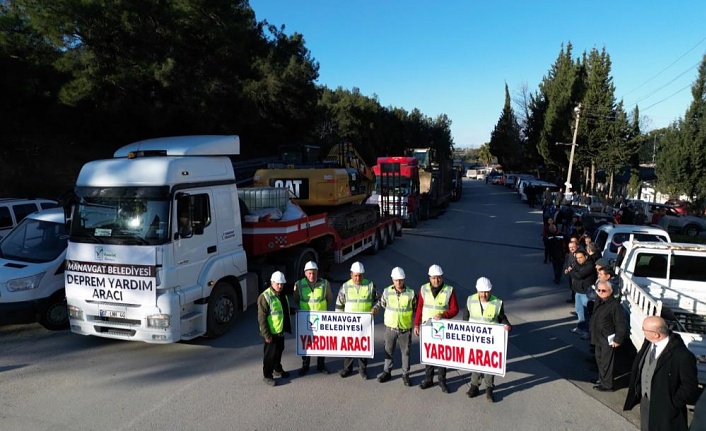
[
  {"xmin": 206, "ymin": 282, "xmax": 238, "ymax": 338},
  {"xmin": 387, "ymin": 224, "xmax": 396, "ymax": 244},
  {"xmin": 367, "ymin": 231, "xmax": 380, "ymax": 255},
  {"xmin": 38, "ymin": 292, "xmax": 69, "ymax": 331},
  {"xmin": 420, "ymin": 201, "xmax": 430, "ymax": 221},
  {"xmin": 684, "ymin": 224, "xmax": 699, "ymax": 237},
  {"xmin": 379, "ymin": 227, "xmax": 388, "ymax": 250},
  {"xmin": 407, "ymin": 209, "xmax": 418, "ymax": 228}
]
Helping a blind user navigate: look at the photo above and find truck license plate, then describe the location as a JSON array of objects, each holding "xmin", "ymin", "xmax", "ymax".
[{"xmin": 100, "ymin": 309, "xmax": 126, "ymax": 319}]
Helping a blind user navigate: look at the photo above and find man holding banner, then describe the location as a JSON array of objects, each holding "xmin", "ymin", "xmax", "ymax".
[
  {"xmin": 377, "ymin": 267, "xmax": 417, "ymax": 386},
  {"xmin": 336, "ymin": 261, "xmax": 379, "ymax": 380},
  {"xmin": 414, "ymin": 264, "xmax": 459, "ymax": 393},
  {"xmin": 464, "ymin": 277, "xmax": 512, "ymax": 402},
  {"xmin": 293, "ymin": 261, "xmax": 333, "ymax": 376}
]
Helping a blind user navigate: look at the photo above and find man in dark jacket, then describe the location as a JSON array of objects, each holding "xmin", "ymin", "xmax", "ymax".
[
  {"xmin": 590, "ymin": 281, "xmax": 626, "ymax": 392},
  {"xmin": 623, "ymin": 316, "xmax": 699, "ymax": 431},
  {"xmin": 546, "ymin": 225, "xmax": 566, "ymax": 284},
  {"xmin": 567, "ymin": 249, "xmax": 597, "ymax": 336}
]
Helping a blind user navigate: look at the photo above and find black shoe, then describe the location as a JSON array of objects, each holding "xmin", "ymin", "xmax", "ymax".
[
  {"xmin": 402, "ymin": 374, "xmax": 411, "ymax": 386},
  {"xmin": 338, "ymin": 369, "xmax": 351, "ymax": 378},
  {"xmin": 439, "ymin": 381, "xmax": 449, "ymax": 393},
  {"xmin": 419, "ymin": 379, "xmax": 433, "ymax": 390},
  {"xmin": 593, "ymin": 385, "xmax": 613, "ymax": 392},
  {"xmin": 592, "ymin": 379, "xmax": 602, "ymax": 385},
  {"xmin": 467, "ymin": 385, "xmax": 479, "ymax": 398},
  {"xmin": 359, "ymin": 370, "xmax": 368, "ymax": 380},
  {"xmin": 377, "ymin": 372, "xmax": 391, "ymax": 383},
  {"xmin": 298, "ymin": 366, "xmax": 309, "ymax": 376},
  {"xmin": 263, "ymin": 377, "xmax": 276, "ymax": 386},
  {"xmin": 273, "ymin": 370, "xmax": 289, "ymax": 378},
  {"xmin": 485, "ymin": 388, "xmax": 495, "ymax": 402},
  {"xmin": 316, "ymin": 366, "xmax": 330, "ymax": 375}
]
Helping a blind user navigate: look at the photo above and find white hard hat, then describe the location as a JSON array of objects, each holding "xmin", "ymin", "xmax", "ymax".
[
  {"xmin": 271, "ymin": 271, "xmax": 287, "ymax": 284},
  {"xmin": 476, "ymin": 277, "xmax": 492, "ymax": 292},
  {"xmin": 350, "ymin": 261, "xmax": 365, "ymax": 274},
  {"xmin": 428, "ymin": 264, "xmax": 444, "ymax": 276},
  {"xmin": 390, "ymin": 267, "xmax": 406, "ymax": 280},
  {"xmin": 304, "ymin": 261, "xmax": 318, "ymax": 271}
]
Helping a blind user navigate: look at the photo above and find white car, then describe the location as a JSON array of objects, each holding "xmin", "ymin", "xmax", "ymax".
[
  {"xmin": 0, "ymin": 208, "xmax": 69, "ymax": 330},
  {"xmin": 593, "ymin": 224, "xmax": 671, "ymax": 265}
]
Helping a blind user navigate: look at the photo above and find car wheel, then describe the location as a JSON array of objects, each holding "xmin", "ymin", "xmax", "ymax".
[
  {"xmin": 683, "ymin": 224, "xmax": 699, "ymax": 237},
  {"xmin": 38, "ymin": 292, "xmax": 69, "ymax": 331}
]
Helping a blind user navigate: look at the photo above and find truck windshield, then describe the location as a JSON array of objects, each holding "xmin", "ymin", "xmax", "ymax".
[
  {"xmin": 0, "ymin": 218, "xmax": 68, "ymax": 263},
  {"xmin": 71, "ymin": 186, "xmax": 170, "ymax": 245},
  {"xmin": 373, "ymin": 177, "xmax": 411, "ymax": 196}
]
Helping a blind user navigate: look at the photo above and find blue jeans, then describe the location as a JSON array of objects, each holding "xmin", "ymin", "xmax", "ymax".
[{"xmin": 575, "ymin": 293, "xmax": 588, "ymax": 331}]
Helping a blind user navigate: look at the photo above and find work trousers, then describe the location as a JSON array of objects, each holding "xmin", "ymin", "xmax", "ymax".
[
  {"xmin": 343, "ymin": 357, "xmax": 368, "ymax": 372},
  {"xmin": 594, "ymin": 342, "xmax": 615, "ymax": 389},
  {"xmin": 301, "ymin": 355, "xmax": 326, "ymax": 369},
  {"xmin": 424, "ymin": 365, "xmax": 447, "ymax": 382},
  {"xmin": 383, "ymin": 327, "xmax": 412, "ymax": 375},
  {"xmin": 470, "ymin": 371, "xmax": 495, "ymax": 388},
  {"xmin": 263, "ymin": 335, "xmax": 285, "ymax": 378}
]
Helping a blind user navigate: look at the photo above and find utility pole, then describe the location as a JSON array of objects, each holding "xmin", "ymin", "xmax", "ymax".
[{"xmin": 556, "ymin": 104, "xmax": 581, "ymax": 193}]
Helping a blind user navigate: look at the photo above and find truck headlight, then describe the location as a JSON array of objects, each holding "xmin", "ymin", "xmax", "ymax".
[
  {"xmin": 7, "ymin": 273, "xmax": 45, "ymax": 292},
  {"xmin": 147, "ymin": 314, "xmax": 171, "ymax": 328},
  {"xmin": 68, "ymin": 305, "xmax": 84, "ymax": 320}
]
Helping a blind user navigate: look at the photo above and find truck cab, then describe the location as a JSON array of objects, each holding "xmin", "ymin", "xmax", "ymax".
[
  {"xmin": 65, "ymin": 136, "xmax": 258, "ymax": 343},
  {"xmin": 369, "ymin": 156, "xmax": 420, "ymax": 227}
]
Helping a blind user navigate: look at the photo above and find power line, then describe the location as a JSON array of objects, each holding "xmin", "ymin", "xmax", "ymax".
[
  {"xmin": 642, "ymin": 83, "xmax": 692, "ymax": 112},
  {"xmin": 627, "ymin": 61, "xmax": 700, "ymax": 107},
  {"xmin": 621, "ymin": 35, "xmax": 706, "ymax": 99}
]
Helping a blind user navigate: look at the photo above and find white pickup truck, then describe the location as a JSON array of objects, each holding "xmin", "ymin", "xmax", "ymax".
[{"xmin": 618, "ymin": 240, "xmax": 706, "ymax": 383}]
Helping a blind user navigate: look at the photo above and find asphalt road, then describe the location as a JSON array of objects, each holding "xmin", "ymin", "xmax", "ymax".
[{"xmin": 1, "ymin": 180, "xmax": 644, "ymax": 431}]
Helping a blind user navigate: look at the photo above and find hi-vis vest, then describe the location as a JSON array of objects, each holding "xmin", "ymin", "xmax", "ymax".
[
  {"xmin": 383, "ymin": 285, "xmax": 415, "ymax": 330},
  {"xmin": 297, "ymin": 278, "xmax": 328, "ymax": 311},
  {"xmin": 343, "ymin": 279, "xmax": 374, "ymax": 312},
  {"xmin": 467, "ymin": 293, "xmax": 502, "ymax": 324},
  {"xmin": 263, "ymin": 287, "xmax": 289, "ymax": 334},
  {"xmin": 420, "ymin": 283, "xmax": 453, "ymax": 323}
]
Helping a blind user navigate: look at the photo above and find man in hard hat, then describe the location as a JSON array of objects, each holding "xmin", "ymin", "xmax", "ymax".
[
  {"xmin": 377, "ymin": 267, "xmax": 417, "ymax": 386},
  {"xmin": 464, "ymin": 277, "xmax": 511, "ymax": 402},
  {"xmin": 257, "ymin": 271, "xmax": 292, "ymax": 387},
  {"xmin": 335, "ymin": 261, "xmax": 379, "ymax": 380},
  {"xmin": 293, "ymin": 260, "xmax": 333, "ymax": 376},
  {"xmin": 414, "ymin": 264, "xmax": 459, "ymax": 393}
]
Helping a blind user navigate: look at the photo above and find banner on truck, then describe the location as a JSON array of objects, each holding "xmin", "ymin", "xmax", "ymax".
[
  {"xmin": 296, "ymin": 311, "xmax": 374, "ymax": 358},
  {"xmin": 419, "ymin": 319, "xmax": 507, "ymax": 376}
]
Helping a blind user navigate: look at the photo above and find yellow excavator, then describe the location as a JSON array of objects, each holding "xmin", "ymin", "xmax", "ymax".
[{"xmin": 253, "ymin": 142, "xmax": 374, "ymax": 207}]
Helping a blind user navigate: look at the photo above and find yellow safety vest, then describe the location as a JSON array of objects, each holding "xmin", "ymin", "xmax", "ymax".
[
  {"xmin": 383, "ymin": 285, "xmax": 415, "ymax": 330},
  {"xmin": 297, "ymin": 278, "xmax": 328, "ymax": 311},
  {"xmin": 343, "ymin": 279, "xmax": 374, "ymax": 312},
  {"xmin": 420, "ymin": 283, "xmax": 453, "ymax": 323},
  {"xmin": 467, "ymin": 293, "xmax": 502, "ymax": 324},
  {"xmin": 263, "ymin": 287, "xmax": 288, "ymax": 334}
]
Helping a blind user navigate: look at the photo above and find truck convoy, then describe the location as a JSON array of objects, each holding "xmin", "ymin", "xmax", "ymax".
[
  {"xmin": 64, "ymin": 136, "xmax": 401, "ymax": 343},
  {"xmin": 618, "ymin": 240, "xmax": 706, "ymax": 383}
]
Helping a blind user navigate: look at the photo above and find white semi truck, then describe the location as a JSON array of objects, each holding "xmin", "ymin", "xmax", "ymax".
[{"xmin": 65, "ymin": 135, "xmax": 400, "ymax": 343}]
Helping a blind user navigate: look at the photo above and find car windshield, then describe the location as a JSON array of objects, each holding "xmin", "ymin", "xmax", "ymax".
[
  {"xmin": 71, "ymin": 186, "xmax": 171, "ymax": 245},
  {"xmin": 0, "ymin": 217, "xmax": 68, "ymax": 263}
]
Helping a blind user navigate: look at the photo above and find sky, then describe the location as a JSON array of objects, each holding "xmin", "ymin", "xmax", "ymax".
[{"xmin": 248, "ymin": 1, "xmax": 706, "ymax": 149}]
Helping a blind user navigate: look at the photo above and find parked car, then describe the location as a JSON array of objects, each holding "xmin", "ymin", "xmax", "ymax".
[
  {"xmin": 0, "ymin": 208, "xmax": 69, "ymax": 330},
  {"xmin": 0, "ymin": 198, "xmax": 58, "ymax": 239},
  {"xmin": 655, "ymin": 204, "xmax": 706, "ymax": 237},
  {"xmin": 579, "ymin": 212, "xmax": 615, "ymax": 235},
  {"xmin": 593, "ymin": 224, "xmax": 671, "ymax": 265}
]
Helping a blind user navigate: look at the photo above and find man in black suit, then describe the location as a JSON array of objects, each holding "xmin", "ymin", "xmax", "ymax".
[{"xmin": 623, "ymin": 316, "xmax": 699, "ymax": 431}]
